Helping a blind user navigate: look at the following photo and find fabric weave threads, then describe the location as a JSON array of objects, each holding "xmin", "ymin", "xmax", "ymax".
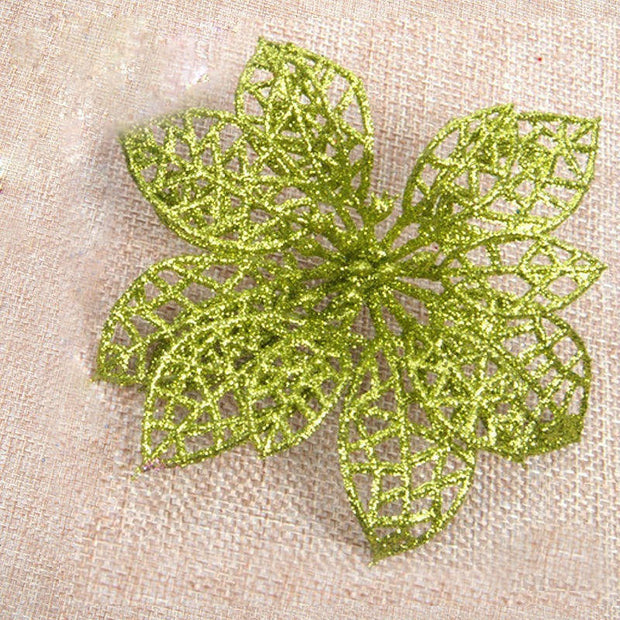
[{"xmin": 97, "ymin": 39, "xmax": 604, "ymax": 561}]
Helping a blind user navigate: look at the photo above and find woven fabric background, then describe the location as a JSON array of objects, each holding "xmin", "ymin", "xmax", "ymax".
[{"xmin": 1, "ymin": 1, "xmax": 618, "ymax": 618}]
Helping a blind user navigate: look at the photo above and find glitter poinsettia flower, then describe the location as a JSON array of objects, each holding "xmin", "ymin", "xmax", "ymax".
[{"xmin": 97, "ymin": 39, "xmax": 605, "ymax": 561}]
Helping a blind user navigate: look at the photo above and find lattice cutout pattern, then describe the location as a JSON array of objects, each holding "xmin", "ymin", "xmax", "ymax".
[{"xmin": 98, "ymin": 39, "xmax": 605, "ymax": 561}]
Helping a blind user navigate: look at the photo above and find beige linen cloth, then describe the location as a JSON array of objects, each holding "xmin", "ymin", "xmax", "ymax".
[{"xmin": 1, "ymin": 1, "xmax": 618, "ymax": 618}]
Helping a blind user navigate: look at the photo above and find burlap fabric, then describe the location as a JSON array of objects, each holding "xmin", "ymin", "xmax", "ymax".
[{"xmin": 1, "ymin": 1, "xmax": 617, "ymax": 617}]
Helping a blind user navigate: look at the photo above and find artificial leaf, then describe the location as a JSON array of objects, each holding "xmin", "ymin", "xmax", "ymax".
[
  {"xmin": 338, "ymin": 336, "xmax": 476, "ymax": 561},
  {"xmin": 122, "ymin": 108, "xmax": 317, "ymax": 253},
  {"xmin": 382, "ymin": 251, "xmax": 592, "ymax": 461},
  {"xmin": 96, "ymin": 252, "xmax": 306, "ymax": 385},
  {"xmin": 437, "ymin": 234, "xmax": 605, "ymax": 315},
  {"xmin": 387, "ymin": 105, "xmax": 599, "ymax": 257},
  {"xmin": 142, "ymin": 299, "xmax": 358, "ymax": 465},
  {"xmin": 235, "ymin": 38, "xmax": 377, "ymax": 228},
  {"xmin": 417, "ymin": 298, "xmax": 592, "ymax": 460}
]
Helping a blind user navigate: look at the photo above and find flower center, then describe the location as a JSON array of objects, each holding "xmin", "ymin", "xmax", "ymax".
[
  {"xmin": 349, "ymin": 258, "xmax": 374, "ymax": 278},
  {"xmin": 336, "ymin": 237, "xmax": 397, "ymax": 294}
]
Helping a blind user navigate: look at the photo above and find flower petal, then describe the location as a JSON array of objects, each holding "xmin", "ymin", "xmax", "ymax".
[
  {"xmin": 122, "ymin": 109, "xmax": 321, "ymax": 254},
  {"xmin": 142, "ymin": 296, "xmax": 359, "ymax": 465},
  {"xmin": 338, "ymin": 334, "xmax": 476, "ymax": 561},
  {"xmin": 385, "ymin": 105, "xmax": 599, "ymax": 256},
  {"xmin": 235, "ymin": 38, "xmax": 379, "ymax": 230},
  {"xmin": 437, "ymin": 234, "xmax": 605, "ymax": 315},
  {"xmin": 97, "ymin": 252, "xmax": 308, "ymax": 386}
]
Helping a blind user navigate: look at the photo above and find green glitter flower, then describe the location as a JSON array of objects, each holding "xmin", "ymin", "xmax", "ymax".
[{"xmin": 97, "ymin": 39, "xmax": 605, "ymax": 561}]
